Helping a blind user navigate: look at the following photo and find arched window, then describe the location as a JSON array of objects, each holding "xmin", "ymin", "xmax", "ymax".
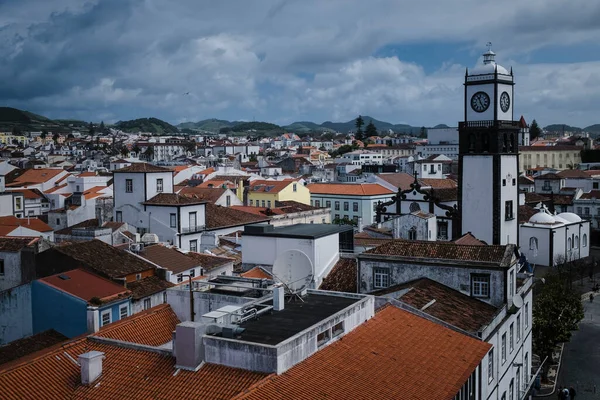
[
  {"xmin": 583, "ymin": 234, "xmax": 588, "ymax": 247},
  {"xmin": 482, "ymin": 133, "xmax": 489, "ymax": 153},
  {"xmin": 469, "ymin": 133, "xmax": 476, "ymax": 152},
  {"xmin": 409, "ymin": 202, "xmax": 421, "ymax": 212},
  {"xmin": 408, "ymin": 227, "xmax": 417, "ymax": 241},
  {"xmin": 529, "ymin": 237, "xmax": 538, "ymax": 251},
  {"xmin": 510, "ymin": 134, "xmax": 515, "ymax": 152},
  {"xmin": 567, "ymin": 237, "xmax": 572, "ymax": 250},
  {"xmin": 575, "ymin": 236, "xmax": 579, "ymax": 249},
  {"xmin": 502, "ymin": 133, "xmax": 508, "ymax": 152}
]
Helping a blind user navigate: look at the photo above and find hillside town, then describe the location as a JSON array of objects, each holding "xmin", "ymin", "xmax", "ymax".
[{"xmin": 0, "ymin": 46, "xmax": 597, "ymax": 399}]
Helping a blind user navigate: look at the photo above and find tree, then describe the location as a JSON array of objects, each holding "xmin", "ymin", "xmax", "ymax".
[
  {"xmin": 332, "ymin": 216, "xmax": 358, "ymax": 227},
  {"xmin": 11, "ymin": 126, "xmax": 22, "ymax": 135},
  {"xmin": 530, "ymin": 119, "xmax": 542, "ymax": 141},
  {"xmin": 52, "ymin": 133, "xmax": 60, "ymax": 142},
  {"xmin": 249, "ymin": 153, "xmax": 258, "ymax": 162},
  {"xmin": 99, "ymin": 121, "xmax": 105, "ymax": 134},
  {"xmin": 120, "ymin": 146, "xmax": 130, "ymax": 157},
  {"xmin": 67, "ymin": 133, "xmax": 74, "ymax": 139},
  {"xmin": 419, "ymin": 126, "xmax": 427, "ymax": 139},
  {"xmin": 144, "ymin": 146, "xmax": 154, "ymax": 160},
  {"xmin": 88, "ymin": 121, "xmax": 95, "ymax": 137},
  {"xmin": 355, "ymin": 115, "xmax": 364, "ymax": 141},
  {"xmin": 365, "ymin": 120, "xmax": 378, "ymax": 138},
  {"xmin": 533, "ymin": 264, "xmax": 584, "ymax": 382},
  {"xmin": 40, "ymin": 130, "xmax": 48, "ymax": 139},
  {"xmin": 184, "ymin": 141, "xmax": 196, "ymax": 154},
  {"xmin": 132, "ymin": 144, "xmax": 141, "ymax": 155}
]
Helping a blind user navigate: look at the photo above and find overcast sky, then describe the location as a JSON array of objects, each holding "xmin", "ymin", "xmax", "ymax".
[{"xmin": 2, "ymin": 0, "xmax": 600, "ymax": 127}]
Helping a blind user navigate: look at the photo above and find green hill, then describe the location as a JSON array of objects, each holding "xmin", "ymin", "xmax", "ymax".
[
  {"xmin": 0, "ymin": 107, "xmax": 72, "ymax": 133},
  {"xmin": 584, "ymin": 124, "xmax": 600, "ymax": 134},
  {"xmin": 544, "ymin": 124, "xmax": 582, "ymax": 133},
  {"xmin": 178, "ymin": 119, "xmax": 232, "ymax": 132},
  {"xmin": 113, "ymin": 118, "xmax": 179, "ymax": 134},
  {"xmin": 283, "ymin": 121, "xmax": 335, "ymax": 133},
  {"xmin": 320, "ymin": 116, "xmax": 422, "ymax": 134},
  {"xmin": 232, "ymin": 121, "xmax": 282, "ymax": 132}
]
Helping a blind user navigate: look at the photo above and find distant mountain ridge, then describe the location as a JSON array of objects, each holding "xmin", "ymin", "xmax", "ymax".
[{"xmin": 113, "ymin": 118, "xmax": 179, "ymax": 134}]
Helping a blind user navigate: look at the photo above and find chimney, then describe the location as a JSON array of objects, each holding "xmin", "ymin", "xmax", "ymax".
[
  {"xmin": 78, "ymin": 351, "xmax": 105, "ymax": 385},
  {"xmin": 273, "ymin": 284, "xmax": 285, "ymax": 311},
  {"xmin": 87, "ymin": 307, "xmax": 100, "ymax": 333},
  {"xmin": 174, "ymin": 322, "xmax": 208, "ymax": 371}
]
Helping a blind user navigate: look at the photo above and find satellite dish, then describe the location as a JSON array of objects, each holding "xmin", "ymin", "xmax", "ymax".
[
  {"xmin": 272, "ymin": 250, "xmax": 314, "ymax": 294},
  {"xmin": 512, "ymin": 294, "xmax": 523, "ymax": 309}
]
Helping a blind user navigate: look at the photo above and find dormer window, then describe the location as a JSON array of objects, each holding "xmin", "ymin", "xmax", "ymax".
[{"xmin": 156, "ymin": 178, "xmax": 163, "ymax": 193}]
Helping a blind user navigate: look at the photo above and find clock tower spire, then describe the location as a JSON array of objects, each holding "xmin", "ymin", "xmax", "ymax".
[{"xmin": 458, "ymin": 44, "xmax": 520, "ymax": 245}]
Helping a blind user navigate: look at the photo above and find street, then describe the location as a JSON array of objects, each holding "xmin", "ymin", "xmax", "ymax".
[{"xmin": 556, "ymin": 296, "xmax": 600, "ymax": 399}]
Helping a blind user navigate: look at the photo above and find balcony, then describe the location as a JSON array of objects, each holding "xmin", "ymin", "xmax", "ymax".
[
  {"xmin": 180, "ymin": 225, "xmax": 205, "ymax": 234},
  {"xmin": 459, "ymin": 120, "xmax": 520, "ymax": 129}
]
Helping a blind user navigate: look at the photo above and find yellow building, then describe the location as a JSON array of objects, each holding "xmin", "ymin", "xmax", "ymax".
[
  {"xmin": 248, "ymin": 179, "xmax": 310, "ymax": 207},
  {"xmin": 0, "ymin": 133, "xmax": 28, "ymax": 146},
  {"xmin": 519, "ymin": 145, "xmax": 583, "ymax": 173}
]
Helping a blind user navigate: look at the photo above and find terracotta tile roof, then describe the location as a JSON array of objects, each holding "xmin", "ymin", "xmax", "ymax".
[
  {"xmin": 0, "ymin": 216, "xmax": 53, "ymax": 233},
  {"xmin": 520, "ymin": 145, "xmax": 583, "ymax": 151},
  {"xmin": 375, "ymin": 173, "xmax": 414, "ymax": 190},
  {"xmin": 235, "ymin": 305, "xmax": 491, "ymax": 400},
  {"xmin": 307, "ymin": 183, "xmax": 393, "ymax": 196},
  {"xmin": 138, "ymin": 245, "xmax": 199, "ymax": 274},
  {"xmin": 518, "ymin": 175, "xmax": 534, "ymax": 185},
  {"xmin": 533, "ymin": 173, "xmax": 562, "ymax": 180},
  {"xmin": 113, "ymin": 163, "xmax": 172, "ymax": 173},
  {"xmin": 179, "ymin": 186, "xmax": 227, "ymax": 203},
  {"xmin": 373, "ymin": 278, "xmax": 498, "ymax": 333},
  {"xmin": 40, "ymin": 268, "xmax": 131, "ymax": 304},
  {"xmin": 0, "ymin": 330, "xmax": 67, "ymax": 367},
  {"xmin": 453, "ymin": 232, "xmax": 485, "ymax": 246},
  {"xmin": 579, "ymin": 190, "xmax": 600, "ymax": 200},
  {"xmin": 519, "ymin": 205, "xmax": 538, "ymax": 224},
  {"xmin": 44, "ymin": 183, "xmax": 68, "ymax": 194},
  {"xmin": 354, "ymin": 236, "xmax": 394, "ymax": 247},
  {"xmin": 420, "ymin": 178, "xmax": 457, "ymax": 189},
  {"xmin": 319, "ymin": 258, "xmax": 357, "ymax": 293},
  {"xmin": 552, "ymin": 194, "xmax": 574, "ymax": 205},
  {"xmin": 143, "ymin": 192, "xmax": 208, "ymax": 206},
  {"xmin": 83, "ymin": 186, "xmax": 108, "ymax": 200},
  {"xmin": 0, "ymin": 337, "xmax": 266, "ymax": 400},
  {"xmin": 524, "ymin": 192, "xmax": 550, "ymax": 204},
  {"xmin": 54, "ymin": 218, "xmax": 99, "ymax": 235},
  {"xmin": 363, "ymin": 239, "xmax": 513, "ymax": 266},
  {"xmin": 584, "ymin": 170, "xmax": 600, "ymax": 177},
  {"xmin": 205, "ymin": 203, "xmax": 269, "ymax": 230},
  {"xmin": 77, "ymin": 171, "xmax": 97, "ymax": 177},
  {"xmin": 102, "ymin": 221, "xmax": 125, "ymax": 232},
  {"xmin": 92, "ymin": 304, "xmax": 178, "ymax": 346},
  {"xmin": 10, "ymin": 168, "xmax": 65, "ymax": 185},
  {"xmin": 7, "ymin": 188, "xmax": 45, "ymax": 199},
  {"xmin": 185, "ymin": 252, "xmax": 234, "ymax": 272},
  {"xmin": 249, "ymin": 179, "xmax": 295, "ymax": 194},
  {"xmin": 48, "ymin": 239, "xmax": 155, "ymax": 278},
  {"xmin": 429, "ymin": 187, "xmax": 457, "ymax": 201},
  {"xmin": 557, "ymin": 169, "xmax": 589, "ymax": 178},
  {"xmin": 126, "ymin": 276, "xmax": 175, "ymax": 300},
  {"xmin": 241, "ymin": 266, "xmax": 273, "ymax": 279},
  {"xmin": 0, "ymin": 236, "xmax": 39, "ymax": 252},
  {"xmin": 198, "ymin": 179, "xmax": 238, "ymax": 189}
]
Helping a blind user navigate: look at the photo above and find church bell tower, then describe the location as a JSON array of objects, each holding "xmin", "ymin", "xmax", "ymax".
[{"xmin": 458, "ymin": 44, "xmax": 519, "ymax": 245}]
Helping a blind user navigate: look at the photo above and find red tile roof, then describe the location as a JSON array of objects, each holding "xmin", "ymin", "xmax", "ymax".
[
  {"xmin": 557, "ymin": 169, "xmax": 589, "ymax": 178},
  {"xmin": 92, "ymin": 304, "xmax": 178, "ymax": 346},
  {"xmin": 363, "ymin": 239, "xmax": 513, "ymax": 266},
  {"xmin": 9, "ymin": 168, "xmax": 66, "ymax": 185},
  {"xmin": 113, "ymin": 163, "xmax": 172, "ymax": 173},
  {"xmin": 205, "ymin": 203, "xmax": 269, "ymax": 230},
  {"xmin": 249, "ymin": 180, "xmax": 296, "ymax": 194},
  {"xmin": 453, "ymin": 232, "xmax": 485, "ymax": 246},
  {"xmin": 143, "ymin": 193, "xmax": 208, "ymax": 206},
  {"xmin": 241, "ymin": 266, "xmax": 272, "ymax": 279},
  {"xmin": 579, "ymin": 190, "xmax": 600, "ymax": 200},
  {"xmin": 307, "ymin": 183, "xmax": 393, "ymax": 196},
  {"xmin": 126, "ymin": 276, "xmax": 175, "ymax": 300},
  {"xmin": 40, "ymin": 268, "xmax": 131, "ymax": 304},
  {"xmin": 139, "ymin": 245, "xmax": 199, "ymax": 274},
  {"xmin": 0, "ymin": 216, "xmax": 53, "ymax": 232},
  {"xmin": 0, "ymin": 236, "xmax": 39, "ymax": 252},
  {"xmin": 179, "ymin": 186, "xmax": 227, "ymax": 203},
  {"xmin": 185, "ymin": 252, "xmax": 234, "ymax": 272},
  {"xmin": 374, "ymin": 173, "xmax": 414, "ymax": 190},
  {"xmin": 0, "ymin": 337, "xmax": 266, "ymax": 400},
  {"xmin": 235, "ymin": 305, "xmax": 491, "ymax": 400},
  {"xmin": 319, "ymin": 258, "xmax": 357, "ymax": 293},
  {"xmin": 7, "ymin": 188, "xmax": 45, "ymax": 199},
  {"xmin": 0, "ymin": 330, "xmax": 67, "ymax": 367},
  {"xmin": 420, "ymin": 178, "xmax": 457, "ymax": 189}
]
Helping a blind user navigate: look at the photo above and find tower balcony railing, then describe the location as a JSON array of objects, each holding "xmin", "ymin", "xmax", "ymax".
[{"xmin": 459, "ymin": 120, "xmax": 520, "ymax": 129}]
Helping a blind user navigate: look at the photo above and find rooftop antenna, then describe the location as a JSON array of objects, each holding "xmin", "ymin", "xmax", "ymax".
[{"xmin": 271, "ymin": 249, "xmax": 314, "ymax": 302}]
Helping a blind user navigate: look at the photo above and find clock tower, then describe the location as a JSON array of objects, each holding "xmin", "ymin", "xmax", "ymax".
[{"xmin": 458, "ymin": 44, "xmax": 520, "ymax": 245}]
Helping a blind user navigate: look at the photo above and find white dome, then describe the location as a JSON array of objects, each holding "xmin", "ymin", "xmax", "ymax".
[
  {"xmin": 557, "ymin": 212, "xmax": 582, "ymax": 223},
  {"xmin": 553, "ymin": 215, "xmax": 570, "ymax": 224},
  {"xmin": 529, "ymin": 212, "xmax": 556, "ymax": 225},
  {"xmin": 470, "ymin": 62, "xmax": 509, "ymax": 76}
]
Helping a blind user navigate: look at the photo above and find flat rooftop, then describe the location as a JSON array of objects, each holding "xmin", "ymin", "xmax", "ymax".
[
  {"xmin": 244, "ymin": 223, "xmax": 354, "ymax": 240},
  {"xmin": 235, "ymin": 294, "xmax": 359, "ymax": 345}
]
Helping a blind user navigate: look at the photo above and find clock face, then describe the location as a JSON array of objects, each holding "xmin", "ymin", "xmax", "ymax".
[
  {"xmin": 500, "ymin": 91, "xmax": 510, "ymax": 113},
  {"xmin": 471, "ymin": 91, "xmax": 490, "ymax": 113}
]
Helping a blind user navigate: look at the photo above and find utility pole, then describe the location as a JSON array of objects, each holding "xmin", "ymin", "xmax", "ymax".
[{"xmin": 182, "ymin": 274, "xmax": 195, "ymax": 321}]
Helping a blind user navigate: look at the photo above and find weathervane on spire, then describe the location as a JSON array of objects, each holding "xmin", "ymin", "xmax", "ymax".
[
  {"xmin": 486, "ymin": 42, "xmax": 492, "ymax": 52},
  {"xmin": 483, "ymin": 42, "xmax": 496, "ymax": 64}
]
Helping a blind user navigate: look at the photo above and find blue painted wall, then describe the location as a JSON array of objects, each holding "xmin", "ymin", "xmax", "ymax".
[
  {"xmin": 100, "ymin": 299, "xmax": 131, "ymax": 327},
  {"xmin": 32, "ymin": 280, "xmax": 87, "ymax": 338}
]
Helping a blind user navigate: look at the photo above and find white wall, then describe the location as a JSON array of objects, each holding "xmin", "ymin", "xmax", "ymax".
[
  {"xmin": 0, "ymin": 251, "xmax": 21, "ymax": 291},
  {"xmin": 0, "ymin": 283, "xmax": 32, "ymax": 345},
  {"xmin": 145, "ymin": 171, "xmax": 174, "ymax": 200},
  {"xmin": 462, "ymin": 156, "xmax": 494, "ymax": 244},
  {"xmin": 500, "ymin": 155, "xmax": 519, "ymax": 245}
]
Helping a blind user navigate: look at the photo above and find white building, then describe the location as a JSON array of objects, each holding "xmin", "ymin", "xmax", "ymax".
[
  {"xmin": 415, "ymin": 127, "xmax": 459, "ymax": 160},
  {"xmin": 241, "ymin": 223, "xmax": 354, "ymax": 287},
  {"xmin": 519, "ymin": 206, "xmax": 590, "ymax": 267},
  {"xmin": 337, "ymin": 150, "xmax": 383, "ymax": 166},
  {"xmin": 307, "ymin": 183, "xmax": 394, "ymax": 226},
  {"xmin": 411, "ymin": 154, "xmax": 452, "ymax": 179}
]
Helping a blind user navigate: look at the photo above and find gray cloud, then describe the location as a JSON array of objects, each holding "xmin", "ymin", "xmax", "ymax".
[{"xmin": 1, "ymin": 0, "xmax": 600, "ymax": 126}]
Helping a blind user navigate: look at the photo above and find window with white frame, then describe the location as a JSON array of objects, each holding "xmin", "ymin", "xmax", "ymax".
[
  {"xmin": 143, "ymin": 298, "xmax": 151, "ymax": 310},
  {"xmin": 509, "ymin": 270, "xmax": 514, "ymax": 296},
  {"xmin": 373, "ymin": 268, "xmax": 389, "ymax": 288},
  {"xmin": 156, "ymin": 178, "xmax": 163, "ymax": 193},
  {"xmin": 177, "ymin": 274, "xmax": 183, "ymax": 283},
  {"xmin": 471, "ymin": 274, "xmax": 490, "ymax": 298},
  {"xmin": 529, "ymin": 237, "xmax": 538, "ymax": 251},
  {"xmin": 516, "ymin": 314, "xmax": 521, "ymax": 342},
  {"xmin": 509, "ymin": 379, "xmax": 514, "ymax": 400},
  {"xmin": 119, "ymin": 304, "xmax": 128, "ymax": 319},
  {"xmin": 509, "ymin": 323, "xmax": 514, "ymax": 352},
  {"xmin": 163, "ymin": 292, "xmax": 168, "ymax": 303},
  {"xmin": 101, "ymin": 310, "xmax": 111, "ymax": 327},
  {"xmin": 125, "ymin": 179, "xmax": 133, "ymax": 193},
  {"xmin": 116, "ymin": 211, "xmax": 122, "ymax": 222},
  {"xmin": 525, "ymin": 302, "xmax": 529, "ymax": 328},
  {"xmin": 170, "ymin": 213, "xmax": 177, "ymax": 228},
  {"xmin": 135, "ymin": 273, "xmax": 142, "ymax": 281},
  {"xmin": 189, "ymin": 240, "xmax": 198, "ymax": 252}
]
